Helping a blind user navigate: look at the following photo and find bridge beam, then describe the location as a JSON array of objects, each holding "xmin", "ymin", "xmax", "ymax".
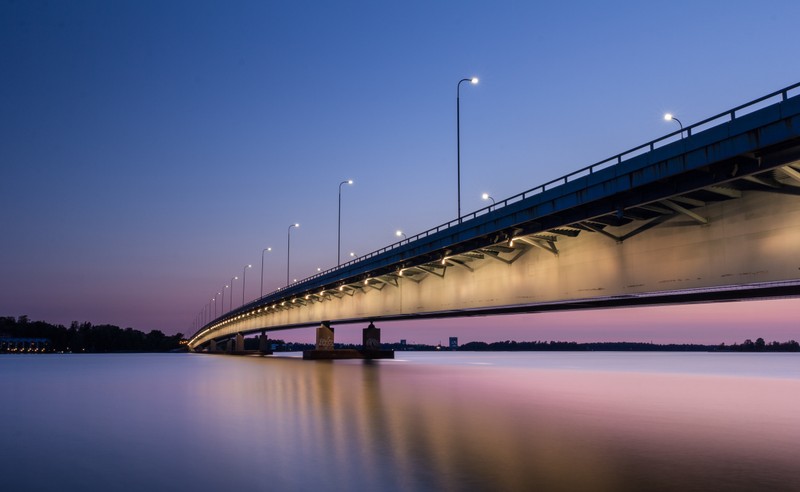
[
  {"xmin": 782, "ymin": 165, "xmax": 800, "ymax": 184},
  {"xmin": 660, "ymin": 199, "xmax": 708, "ymax": 225}
]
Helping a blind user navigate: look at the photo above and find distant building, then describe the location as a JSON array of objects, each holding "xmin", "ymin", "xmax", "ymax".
[
  {"xmin": 400, "ymin": 339, "xmax": 407, "ymax": 346},
  {"xmin": 449, "ymin": 337, "xmax": 458, "ymax": 350}
]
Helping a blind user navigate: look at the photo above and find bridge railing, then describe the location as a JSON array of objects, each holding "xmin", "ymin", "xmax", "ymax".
[
  {"xmin": 207, "ymin": 81, "xmax": 800, "ymax": 328},
  {"xmin": 264, "ymin": 82, "xmax": 800, "ymax": 292}
]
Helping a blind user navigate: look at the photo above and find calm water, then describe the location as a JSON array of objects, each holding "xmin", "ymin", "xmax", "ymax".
[{"xmin": 2, "ymin": 352, "xmax": 799, "ymax": 491}]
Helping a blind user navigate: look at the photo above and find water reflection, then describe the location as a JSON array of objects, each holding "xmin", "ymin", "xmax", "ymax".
[{"xmin": 1, "ymin": 353, "xmax": 799, "ymax": 491}]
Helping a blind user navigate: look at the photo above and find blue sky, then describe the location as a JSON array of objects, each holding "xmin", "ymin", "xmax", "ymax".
[{"xmin": 2, "ymin": 0, "xmax": 798, "ymax": 343}]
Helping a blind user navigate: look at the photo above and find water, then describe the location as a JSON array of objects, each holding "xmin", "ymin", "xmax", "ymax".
[{"xmin": 1, "ymin": 352, "xmax": 799, "ymax": 492}]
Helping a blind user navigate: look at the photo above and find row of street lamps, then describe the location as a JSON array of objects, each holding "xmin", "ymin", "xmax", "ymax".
[{"xmin": 192, "ymin": 75, "xmax": 688, "ymax": 331}]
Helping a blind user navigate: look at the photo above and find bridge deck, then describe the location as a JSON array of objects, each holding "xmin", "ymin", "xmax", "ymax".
[{"xmin": 190, "ymin": 83, "xmax": 800, "ymax": 348}]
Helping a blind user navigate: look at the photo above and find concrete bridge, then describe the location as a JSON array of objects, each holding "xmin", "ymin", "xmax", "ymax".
[{"xmin": 188, "ymin": 82, "xmax": 800, "ymax": 353}]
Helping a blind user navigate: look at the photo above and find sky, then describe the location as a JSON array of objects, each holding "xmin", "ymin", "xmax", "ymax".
[{"xmin": 2, "ymin": 0, "xmax": 798, "ymax": 344}]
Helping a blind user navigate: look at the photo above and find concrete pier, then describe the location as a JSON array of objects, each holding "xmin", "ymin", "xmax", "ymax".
[
  {"xmin": 258, "ymin": 331, "xmax": 273, "ymax": 355},
  {"xmin": 235, "ymin": 333, "xmax": 244, "ymax": 352},
  {"xmin": 303, "ymin": 321, "xmax": 393, "ymax": 360},
  {"xmin": 360, "ymin": 322, "xmax": 393, "ymax": 359}
]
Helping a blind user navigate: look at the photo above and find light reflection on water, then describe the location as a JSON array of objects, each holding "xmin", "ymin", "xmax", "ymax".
[{"xmin": 1, "ymin": 352, "xmax": 799, "ymax": 491}]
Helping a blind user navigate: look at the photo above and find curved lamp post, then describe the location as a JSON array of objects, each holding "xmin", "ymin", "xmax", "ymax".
[
  {"xmin": 221, "ymin": 285, "xmax": 229, "ymax": 315},
  {"xmin": 260, "ymin": 247, "xmax": 272, "ymax": 298},
  {"xmin": 457, "ymin": 76, "xmax": 479, "ymax": 221},
  {"xmin": 287, "ymin": 223, "xmax": 299, "ymax": 287},
  {"xmin": 241, "ymin": 264, "xmax": 252, "ymax": 306},
  {"xmin": 481, "ymin": 192, "xmax": 495, "ymax": 210},
  {"xmin": 338, "ymin": 179, "xmax": 353, "ymax": 266},
  {"xmin": 664, "ymin": 113, "xmax": 684, "ymax": 138},
  {"xmin": 229, "ymin": 276, "xmax": 238, "ymax": 312},
  {"xmin": 396, "ymin": 230, "xmax": 407, "ymax": 240}
]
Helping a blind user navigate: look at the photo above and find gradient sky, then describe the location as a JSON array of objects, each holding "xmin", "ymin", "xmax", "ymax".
[{"xmin": 2, "ymin": 0, "xmax": 798, "ymax": 344}]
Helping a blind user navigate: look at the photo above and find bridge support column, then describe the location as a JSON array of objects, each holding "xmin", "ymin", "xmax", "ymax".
[
  {"xmin": 315, "ymin": 321, "xmax": 335, "ymax": 351},
  {"xmin": 360, "ymin": 322, "xmax": 393, "ymax": 359},
  {"xmin": 362, "ymin": 322, "xmax": 381, "ymax": 351},
  {"xmin": 235, "ymin": 333, "xmax": 245, "ymax": 352},
  {"xmin": 258, "ymin": 331, "xmax": 273, "ymax": 355},
  {"xmin": 226, "ymin": 339, "xmax": 234, "ymax": 353},
  {"xmin": 209, "ymin": 340, "xmax": 217, "ymax": 353}
]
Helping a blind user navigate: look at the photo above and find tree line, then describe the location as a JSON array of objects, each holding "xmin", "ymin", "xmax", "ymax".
[
  {"xmin": 457, "ymin": 339, "xmax": 799, "ymax": 352},
  {"xmin": 0, "ymin": 316, "xmax": 184, "ymax": 353}
]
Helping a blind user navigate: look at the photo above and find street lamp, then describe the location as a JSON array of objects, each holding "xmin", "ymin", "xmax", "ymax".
[
  {"xmin": 482, "ymin": 192, "xmax": 495, "ymax": 210},
  {"xmin": 211, "ymin": 297, "xmax": 216, "ymax": 319},
  {"xmin": 260, "ymin": 247, "xmax": 272, "ymax": 298},
  {"xmin": 338, "ymin": 179, "xmax": 353, "ymax": 266},
  {"xmin": 242, "ymin": 264, "xmax": 252, "ymax": 306},
  {"xmin": 664, "ymin": 113, "xmax": 684, "ymax": 138},
  {"xmin": 396, "ymin": 230, "xmax": 407, "ymax": 240},
  {"xmin": 287, "ymin": 223, "xmax": 299, "ymax": 287},
  {"xmin": 216, "ymin": 292, "xmax": 221, "ymax": 317},
  {"xmin": 230, "ymin": 276, "xmax": 238, "ymax": 311},
  {"xmin": 221, "ymin": 285, "xmax": 229, "ymax": 314},
  {"xmin": 457, "ymin": 76, "xmax": 479, "ymax": 221}
]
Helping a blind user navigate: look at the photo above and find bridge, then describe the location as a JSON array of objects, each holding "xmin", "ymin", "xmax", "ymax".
[{"xmin": 188, "ymin": 82, "xmax": 800, "ymax": 353}]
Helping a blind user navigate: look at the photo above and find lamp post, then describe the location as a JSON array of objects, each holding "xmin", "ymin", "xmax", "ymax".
[
  {"xmin": 457, "ymin": 76, "xmax": 479, "ymax": 222},
  {"xmin": 230, "ymin": 276, "xmax": 238, "ymax": 312},
  {"xmin": 287, "ymin": 223, "xmax": 299, "ymax": 287},
  {"xmin": 481, "ymin": 192, "xmax": 495, "ymax": 210},
  {"xmin": 260, "ymin": 247, "xmax": 272, "ymax": 298},
  {"xmin": 664, "ymin": 113, "xmax": 684, "ymax": 138},
  {"xmin": 241, "ymin": 264, "xmax": 252, "ymax": 306},
  {"xmin": 396, "ymin": 230, "xmax": 407, "ymax": 240},
  {"xmin": 221, "ymin": 285, "xmax": 228, "ymax": 315},
  {"xmin": 216, "ymin": 292, "xmax": 221, "ymax": 317},
  {"xmin": 338, "ymin": 179, "xmax": 353, "ymax": 266},
  {"xmin": 211, "ymin": 298, "xmax": 216, "ymax": 319}
]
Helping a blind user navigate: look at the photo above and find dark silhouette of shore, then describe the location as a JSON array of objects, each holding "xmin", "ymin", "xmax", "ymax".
[
  {"xmin": 0, "ymin": 316, "xmax": 184, "ymax": 353},
  {"xmin": 2, "ymin": 316, "xmax": 797, "ymax": 353}
]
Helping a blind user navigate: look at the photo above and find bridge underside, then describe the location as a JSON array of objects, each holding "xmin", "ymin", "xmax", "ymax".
[
  {"xmin": 193, "ymin": 164, "xmax": 800, "ymax": 348},
  {"xmin": 189, "ymin": 87, "xmax": 800, "ymax": 350}
]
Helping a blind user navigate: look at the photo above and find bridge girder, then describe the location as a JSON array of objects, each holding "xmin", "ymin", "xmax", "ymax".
[{"xmin": 190, "ymin": 85, "xmax": 800, "ymax": 349}]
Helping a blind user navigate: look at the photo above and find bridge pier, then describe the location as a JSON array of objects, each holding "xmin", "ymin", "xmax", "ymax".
[
  {"xmin": 303, "ymin": 321, "xmax": 393, "ymax": 360},
  {"xmin": 226, "ymin": 339, "xmax": 234, "ymax": 353},
  {"xmin": 235, "ymin": 333, "xmax": 244, "ymax": 352},
  {"xmin": 258, "ymin": 331, "xmax": 273, "ymax": 355},
  {"xmin": 208, "ymin": 340, "xmax": 217, "ymax": 353},
  {"xmin": 360, "ymin": 322, "xmax": 393, "ymax": 359}
]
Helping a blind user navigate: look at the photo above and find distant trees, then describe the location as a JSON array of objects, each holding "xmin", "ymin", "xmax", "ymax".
[
  {"xmin": 456, "ymin": 338, "xmax": 800, "ymax": 352},
  {"xmin": 457, "ymin": 340, "xmax": 713, "ymax": 351},
  {"xmin": 0, "ymin": 316, "xmax": 184, "ymax": 353},
  {"xmin": 718, "ymin": 338, "xmax": 800, "ymax": 352}
]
